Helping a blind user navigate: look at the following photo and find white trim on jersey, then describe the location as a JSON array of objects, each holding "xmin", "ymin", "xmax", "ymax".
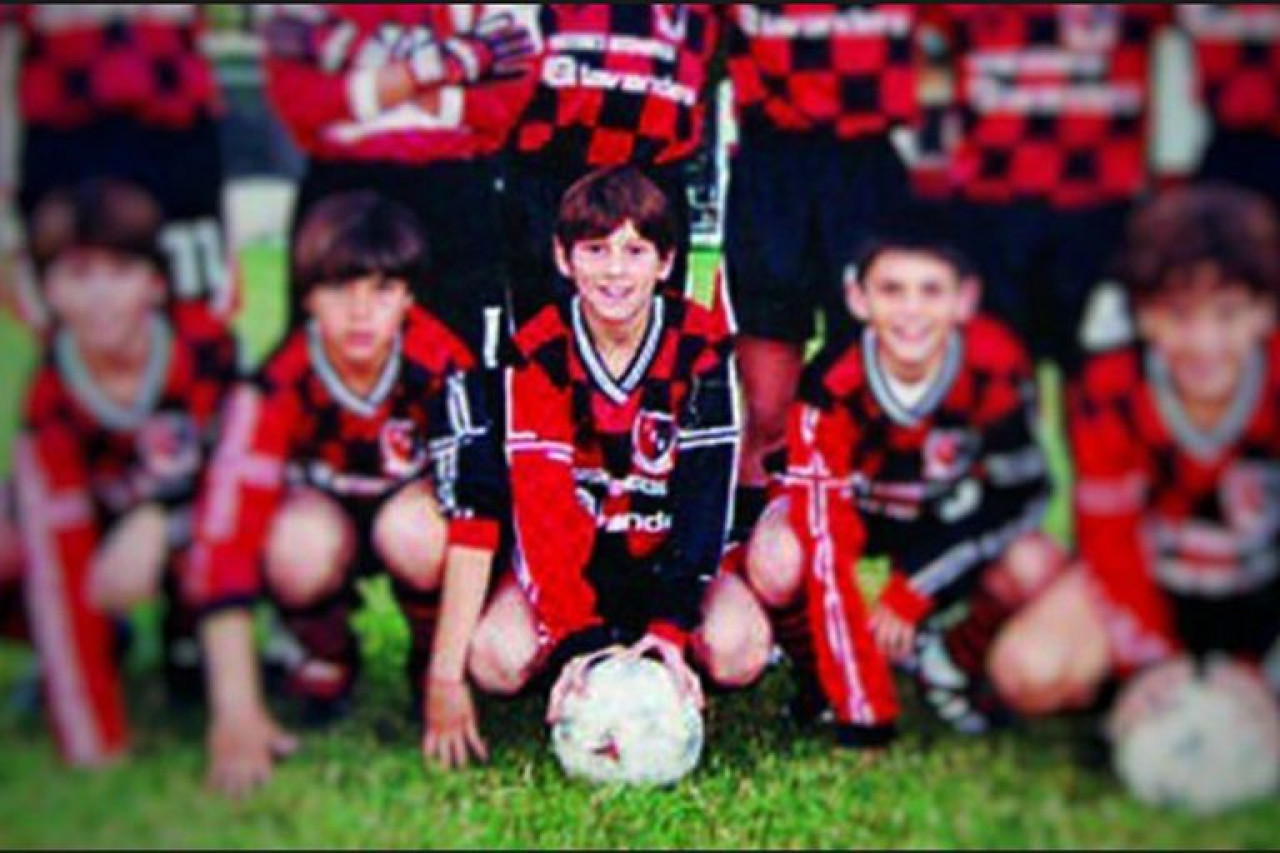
[
  {"xmin": 307, "ymin": 320, "xmax": 402, "ymax": 419},
  {"xmin": 54, "ymin": 314, "xmax": 173, "ymax": 433}
]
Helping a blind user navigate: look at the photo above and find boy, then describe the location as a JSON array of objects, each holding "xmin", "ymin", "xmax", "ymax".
[
  {"xmin": 990, "ymin": 184, "xmax": 1280, "ymax": 715},
  {"xmin": 746, "ymin": 211, "xmax": 1060, "ymax": 747},
  {"xmin": 8, "ymin": 178, "xmax": 239, "ymax": 766},
  {"xmin": 468, "ymin": 167, "xmax": 771, "ymax": 716},
  {"xmin": 188, "ymin": 191, "xmax": 505, "ymax": 797}
]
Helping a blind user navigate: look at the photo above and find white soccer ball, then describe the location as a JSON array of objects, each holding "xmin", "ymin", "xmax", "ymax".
[
  {"xmin": 1109, "ymin": 656, "xmax": 1280, "ymax": 815},
  {"xmin": 551, "ymin": 653, "xmax": 704, "ymax": 787}
]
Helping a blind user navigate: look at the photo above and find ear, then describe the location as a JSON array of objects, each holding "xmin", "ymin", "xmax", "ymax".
[
  {"xmin": 844, "ymin": 266, "xmax": 871, "ymax": 322},
  {"xmin": 1253, "ymin": 296, "xmax": 1278, "ymax": 336},
  {"xmin": 553, "ymin": 239, "xmax": 573, "ymax": 280},
  {"xmin": 657, "ymin": 250, "xmax": 676, "ymax": 284},
  {"xmin": 956, "ymin": 275, "xmax": 982, "ymax": 323}
]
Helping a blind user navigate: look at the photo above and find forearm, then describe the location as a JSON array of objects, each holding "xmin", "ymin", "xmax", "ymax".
[
  {"xmin": 428, "ymin": 546, "xmax": 494, "ymax": 683},
  {"xmin": 201, "ymin": 608, "xmax": 265, "ymax": 721}
]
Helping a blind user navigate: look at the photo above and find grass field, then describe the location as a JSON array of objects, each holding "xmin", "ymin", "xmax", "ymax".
[{"xmin": 0, "ymin": 245, "xmax": 1275, "ymax": 848}]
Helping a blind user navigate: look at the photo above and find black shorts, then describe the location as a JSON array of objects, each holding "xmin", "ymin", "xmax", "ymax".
[
  {"xmin": 20, "ymin": 116, "xmax": 232, "ymax": 312},
  {"xmin": 725, "ymin": 131, "xmax": 910, "ymax": 346},
  {"xmin": 1168, "ymin": 576, "xmax": 1280, "ymax": 661},
  {"xmin": 949, "ymin": 198, "xmax": 1131, "ymax": 376},
  {"xmin": 1199, "ymin": 129, "xmax": 1280, "ymax": 218},
  {"xmin": 289, "ymin": 157, "xmax": 510, "ymax": 370},
  {"xmin": 502, "ymin": 155, "xmax": 693, "ymax": 331}
]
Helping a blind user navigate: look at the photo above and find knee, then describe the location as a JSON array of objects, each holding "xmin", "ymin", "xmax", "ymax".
[
  {"xmin": 374, "ymin": 487, "xmax": 446, "ymax": 593},
  {"xmin": 990, "ymin": 533, "xmax": 1068, "ymax": 605},
  {"xmin": 264, "ymin": 495, "xmax": 351, "ymax": 609},
  {"xmin": 989, "ymin": 627, "xmax": 1084, "ymax": 717},
  {"xmin": 746, "ymin": 507, "xmax": 804, "ymax": 610},
  {"xmin": 468, "ymin": 617, "xmax": 536, "ymax": 697},
  {"xmin": 698, "ymin": 577, "xmax": 773, "ymax": 689},
  {"xmin": 88, "ymin": 506, "xmax": 169, "ymax": 615}
]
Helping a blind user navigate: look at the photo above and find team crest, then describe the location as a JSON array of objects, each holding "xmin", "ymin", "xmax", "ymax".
[
  {"xmin": 380, "ymin": 420, "xmax": 427, "ymax": 479},
  {"xmin": 923, "ymin": 429, "xmax": 977, "ymax": 483},
  {"xmin": 1059, "ymin": 4, "xmax": 1121, "ymax": 53},
  {"xmin": 632, "ymin": 411, "xmax": 678, "ymax": 476},
  {"xmin": 1221, "ymin": 462, "xmax": 1280, "ymax": 542},
  {"xmin": 136, "ymin": 413, "xmax": 200, "ymax": 481}
]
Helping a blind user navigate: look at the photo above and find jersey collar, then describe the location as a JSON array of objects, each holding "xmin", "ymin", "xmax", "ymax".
[
  {"xmin": 571, "ymin": 296, "xmax": 666, "ymax": 406},
  {"xmin": 54, "ymin": 313, "xmax": 173, "ymax": 433},
  {"xmin": 307, "ymin": 321, "xmax": 403, "ymax": 419},
  {"xmin": 863, "ymin": 328, "xmax": 964, "ymax": 429},
  {"xmin": 1147, "ymin": 346, "xmax": 1266, "ymax": 463}
]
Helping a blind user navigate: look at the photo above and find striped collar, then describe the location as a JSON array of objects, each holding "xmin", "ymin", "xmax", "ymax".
[
  {"xmin": 1148, "ymin": 346, "xmax": 1265, "ymax": 462},
  {"xmin": 54, "ymin": 313, "xmax": 173, "ymax": 433},
  {"xmin": 863, "ymin": 328, "xmax": 964, "ymax": 428},
  {"xmin": 307, "ymin": 321, "xmax": 402, "ymax": 419},
  {"xmin": 571, "ymin": 296, "xmax": 666, "ymax": 406}
]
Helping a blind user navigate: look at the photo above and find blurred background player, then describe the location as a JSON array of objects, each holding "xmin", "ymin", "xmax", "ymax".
[
  {"xmin": 722, "ymin": 3, "xmax": 936, "ymax": 544},
  {"xmin": 0, "ymin": 4, "xmax": 236, "ymax": 329},
  {"xmin": 6, "ymin": 178, "xmax": 240, "ymax": 767},
  {"xmin": 188, "ymin": 191, "xmax": 505, "ymax": 797},
  {"xmin": 261, "ymin": 3, "xmax": 539, "ymax": 368},
  {"xmin": 934, "ymin": 5, "xmax": 1172, "ymax": 376},
  {"xmin": 990, "ymin": 184, "xmax": 1280, "ymax": 718},
  {"xmin": 503, "ymin": 4, "xmax": 721, "ymax": 327},
  {"xmin": 745, "ymin": 211, "xmax": 1062, "ymax": 745},
  {"xmin": 469, "ymin": 167, "xmax": 771, "ymax": 719}
]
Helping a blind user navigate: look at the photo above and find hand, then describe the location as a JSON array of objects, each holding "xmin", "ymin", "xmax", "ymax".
[
  {"xmin": 422, "ymin": 677, "xmax": 488, "ymax": 771},
  {"xmin": 870, "ymin": 606, "xmax": 917, "ymax": 665},
  {"xmin": 546, "ymin": 645, "xmax": 626, "ymax": 726},
  {"xmin": 206, "ymin": 707, "xmax": 299, "ymax": 799},
  {"xmin": 625, "ymin": 634, "xmax": 705, "ymax": 712}
]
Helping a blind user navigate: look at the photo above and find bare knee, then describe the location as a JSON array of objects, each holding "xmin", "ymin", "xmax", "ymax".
[
  {"xmin": 264, "ymin": 491, "xmax": 352, "ymax": 608},
  {"xmin": 988, "ymin": 533, "xmax": 1069, "ymax": 605},
  {"xmin": 696, "ymin": 575, "xmax": 773, "ymax": 689},
  {"xmin": 374, "ymin": 484, "xmax": 446, "ymax": 593},
  {"xmin": 468, "ymin": 586, "xmax": 540, "ymax": 696},
  {"xmin": 88, "ymin": 505, "xmax": 169, "ymax": 615},
  {"xmin": 745, "ymin": 500, "xmax": 804, "ymax": 609}
]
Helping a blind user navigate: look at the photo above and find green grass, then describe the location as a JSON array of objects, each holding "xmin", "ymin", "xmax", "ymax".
[{"xmin": 0, "ymin": 245, "xmax": 1275, "ymax": 848}]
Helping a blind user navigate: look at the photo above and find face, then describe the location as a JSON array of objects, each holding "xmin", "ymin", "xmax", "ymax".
[
  {"xmin": 1138, "ymin": 272, "xmax": 1275, "ymax": 409},
  {"xmin": 555, "ymin": 220, "xmax": 674, "ymax": 330},
  {"xmin": 847, "ymin": 249, "xmax": 978, "ymax": 381},
  {"xmin": 306, "ymin": 274, "xmax": 412, "ymax": 370},
  {"xmin": 44, "ymin": 247, "xmax": 164, "ymax": 355}
]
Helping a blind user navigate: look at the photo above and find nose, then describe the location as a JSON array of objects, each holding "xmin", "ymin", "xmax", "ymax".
[{"xmin": 604, "ymin": 247, "xmax": 627, "ymax": 276}]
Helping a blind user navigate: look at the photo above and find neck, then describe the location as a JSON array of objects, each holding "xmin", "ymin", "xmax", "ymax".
[
  {"xmin": 1180, "ymin": 394, "xmax": 1234, "ymax": 434},
  {"xmin": 877, "ymin": 340, "xmax": 947, "ymax": 389},
  {"xmin": 324, "ymin": 339, "xmax": 393, "ymax": 398},
  {"xmin": 583, "ymin": 301, "xmax": 652, "ymax": 378}
]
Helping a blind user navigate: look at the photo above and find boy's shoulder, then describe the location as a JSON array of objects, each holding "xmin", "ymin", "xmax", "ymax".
[
  {"xmin": 402, "ymin": 305, "xmax": 477, "ymax": 374},
  {"xmin": 798, "ymin": 334, "xmax": 869, "ymax": 409},
  {"xmin": 963, "ymin": 313, "xmax": 1033, "ymax": 377}
]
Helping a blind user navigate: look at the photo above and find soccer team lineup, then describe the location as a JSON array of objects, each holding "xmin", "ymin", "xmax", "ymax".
[{"xmin": 3, "ymin": 3, "xmax": 1280, "ymax": 838}]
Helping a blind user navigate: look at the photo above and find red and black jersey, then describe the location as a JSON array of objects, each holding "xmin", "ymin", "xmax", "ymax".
[
  {"xmin": 1179, "ymin": 4, "xmax": 1280, "ymax": 135},
  {"xmin": 261, "ymin": 4, "xmax": 538, "ymax": 164},
  {"xmin": 726, "ymin": 4, "xmax": 926, "ymax": 140},
  {"xmin": 940, "ymin": 4, "xmax": 1169, "ymax": 208},
  {"xmin": 186, "ymin": 306, "xmax": 503, "ymax": 613},
  {"xmin": 507, "ymin": 294, "xmax": 739, "ymax": 651},
  {"xmin": 1071, "ymin": 336, "xmax": 1280, "ymax": 673},
  {"xmin": 13, "ymin": 305, "xmax": 238, "ymax": 766},
  {"xmin": 784, "ymin": 316, "xmax": 1049, "ymax": 735},
  {"xmin": 6, "ymin": 4, "xmax": 222, "ymax": 130},
  {"xmin": 513, "ymin": 4, "xmax": 720, "ymax": 167}
]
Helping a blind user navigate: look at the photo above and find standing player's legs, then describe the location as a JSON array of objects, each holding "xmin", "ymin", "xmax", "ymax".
[{"xmin": 262, "ymin": 488, "xmax": 360, "ymax": 712}]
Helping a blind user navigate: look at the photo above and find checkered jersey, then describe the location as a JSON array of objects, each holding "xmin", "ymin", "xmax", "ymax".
[
  {"xmin": 942, "ymin": 4, "xmax": 1170, "ymax": 208},
  {"xmin": 13, "ymin": 304, "xmax": 237, "ymax": 766},
  {"xmin": 514, "ymin": 4, "xmax": 720, "ymax": 167},
  {"xmin": 784, "ymin": 315, "xmax": 1048, "ymax": 731},
  {"xmin": 186, "ymin": 306, "xmax": 504, "ymax": 612},
  {"xmin": 507, "ymin": 294, "xmax": 738, "ymax": 649},
  {"xmin": 1071, "ymin": 336, "xmax": 1280, "ymax": 672},
  {"xmin": 726, "ymin": 4, "xmax": 924, "ymax": 139},
  {"xmin": 7, "ymin": 4, "xmax": 222, "ymax": 130},
  {"xmin": 1179, "ymin": 4, "xmax": 1280, "ymax": 134}
]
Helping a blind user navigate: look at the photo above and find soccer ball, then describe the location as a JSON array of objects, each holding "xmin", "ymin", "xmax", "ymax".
[
  {"xmin": 551, "ymin": 653, "xmax": 704, "ymax": 787},
  {"xmin": 1109, "ymin": 656, "xmax": 1280, "ymax": 815}
]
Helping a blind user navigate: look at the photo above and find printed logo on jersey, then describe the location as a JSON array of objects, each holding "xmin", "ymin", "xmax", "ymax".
[
  {"xmin": 1221, "ymin": 462, "xmax": 1280, "ymax": 542},
  {"xmin": 136, "ymin": 413, "xmax": 201, "ymax": 481},
  {"xmin": 923, "ymin": 429, "xmax": 977, "ymax": 483},
  {"xmin": 380, "ymin": 420, "xmax": 427, "ymax": 479},
  {"xmin": 632, "ymin": 411, "xmax": 678, "ymax": 476},
  {"xmin": 1059, "ymin": 4, "xmax": 1121, "ymax": 53}
]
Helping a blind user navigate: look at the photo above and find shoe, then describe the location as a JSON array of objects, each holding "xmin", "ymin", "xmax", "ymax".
[
  {"xmin": 284, "ymin": 642, "xmax": 360, "ymax": 729},
  {"xmin": 912, "ymin": 629, "xmax": 1010, "ymax": 736}
]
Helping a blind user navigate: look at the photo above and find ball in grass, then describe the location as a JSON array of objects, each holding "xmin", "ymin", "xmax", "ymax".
[
  {"xmin": 551, "ymin": 654, "xmax": 704, "ymax": 787},
  {"xmin": 1109, "ymin": 656, "xmax": 1280, "ymax": 816}
]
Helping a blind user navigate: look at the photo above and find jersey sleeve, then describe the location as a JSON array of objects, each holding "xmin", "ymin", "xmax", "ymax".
[
  {"xmin": 1069, "ymin": 380, "xmax": 1176, "ymax": 672},
  {"xmin": 505, "ymin": 357, "xmax": 601, "ymax": 646},
  {"xmin": 183, "ymin": 381, "xmax": 296, "ymax": 616},
  {"xmin": 13, "ymin": 418, "xmax": 128, "ymax": 766},
  {"xmin": 426, "ymin": 365, "xmax": 505, "ymax": 554},
  {"xmin": 645, "ymin": 340, "xmax": 741, "ymax": 648},
  {"xmin": 785, "ymin": 394, "xmax": 899, "ymax": 742}
]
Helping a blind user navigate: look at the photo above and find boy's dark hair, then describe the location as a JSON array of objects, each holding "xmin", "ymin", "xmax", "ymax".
[
  {"xmin": 1115, "ymin": 183, "xmax": 1280, "ymax": 304},
  {"xmin": 30, "ymin": 178, "xmax": 166, "ymax": 277},
  {"xmin": 847, "ymin": 203, "xmax": 975, "ymax": 285},
  {"xmin": 293, "ymin": 190, "xmax": 430, "ymax": 294},
  {"xmin": 555, "ymin": 166, "xmax": 677, "ymax": 259}
]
